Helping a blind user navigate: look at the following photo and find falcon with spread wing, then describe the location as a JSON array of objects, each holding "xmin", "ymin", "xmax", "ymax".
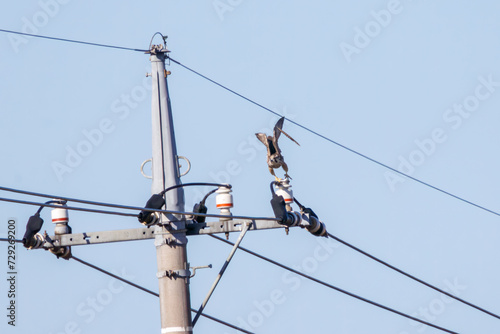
[{"xmin": 255, "ymin": 117, "xmax": 300, "ymax": 180}]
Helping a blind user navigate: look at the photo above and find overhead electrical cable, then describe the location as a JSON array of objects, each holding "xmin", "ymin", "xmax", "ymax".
[
  {"xmin": 4, "ymin": 224, "xmax": 498, "ymax": 321},
  {"xmin": 0, "ymin": 238, "xmax": 22, "ymax": 243},
  {"xmin": 0, "ymin": 191, "xmax": 279, "ymax": 221},
  {"xmin": 168, "ymin": 57, "xmax": 500, "ymax": 219},
  {"xmin": 211, "ymin": 235, "xmax": 459, "ymax": 334},
  {"xmin": 0, "ymin": 29, "xmax": 496, "ymax": 218},
  {"xmin": 327, "ymin": 232, "xmax": 500, "ymax": 320},
  {"xmin": 0, "ymin": 28, "xmax": 147, "ymax": 52},
  {"xmin": 69, "ymin": 256, "xmax": 253, "ymax": 334},
  {"xmin": 0, "ymin": 29, "xmax": 486, "ymax": 332},
  {"xmin": 0, "ymin": 184, "xmax": 226, "ymax": 212},
  {"xmin": 0, "ymin": 196, "xmax": 138, "ymax": 217}
]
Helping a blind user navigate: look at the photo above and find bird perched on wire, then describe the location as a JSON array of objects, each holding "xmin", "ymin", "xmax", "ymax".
[{"xmin": 256, "ymin": 117, "xmax": 300, "ymax": 180}]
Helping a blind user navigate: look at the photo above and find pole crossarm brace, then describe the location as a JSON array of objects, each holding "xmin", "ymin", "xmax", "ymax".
[
  {"xmin": 41, "ymin": 227, "xmax": 156, "ymax": 248},
  {"xmin": 192, "ymin": 222, "xmax": 251, "ymax": 326},
  {"xmin": 40, "ymin": 219, "xmax": 287, "ymax": 248}
]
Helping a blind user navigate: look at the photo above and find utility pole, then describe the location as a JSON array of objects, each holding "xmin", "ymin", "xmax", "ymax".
[
  {"xmin": 24, "ymin": 40, "xmax": 326, "ymax": 334},
  {"xmin": 150, "ymin": 45, "xmax": 193, "ymax": 334}
]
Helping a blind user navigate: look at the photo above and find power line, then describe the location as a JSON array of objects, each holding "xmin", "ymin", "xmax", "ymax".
[
  {"xmin": 70, "ymin": 255, "xmax": 254, "ymax": 334},
  {"xmin": 0, "ymin": 190, "xmax": 279, "ymax": 221},
  {"xmin": 210, "ymin": 235, "xmax": 459, "ymax": 334},
  {"xmin": 327, "ymin": 232, "xmax": 500, "ymax": 320},
  {"xmin": 0, "ymin": 196, "xmax": 138, "ymax": 217},
  {"xmin": 0, "ymin": 239, "xmax": 249, "ymax": 330},
  {"xmin": 0, "ymin": 29, "xmax": 497, "ymax": 219},
  {"xmin": 0, "ymin": 29, "xmax": 478, "ymax": 331},
  {"xmin": 0, "ymin": 238, "xmax": 22, "ymax": 243},
  {"xmin": 0, "ymin": 184, "xmax": 140, "ymax": 210},
  {"xmin": 0, "ymin": 30, "xmax": 496, "ymax": 219},
  {"xmin": 0, "ymin": 28, "xmax": 147, "ymax": 52},
  {"xmin": 169, "ymin": 57, "xmax": 500, "ymax": 219}
]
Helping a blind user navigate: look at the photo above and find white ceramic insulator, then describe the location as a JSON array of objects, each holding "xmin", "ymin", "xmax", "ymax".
[
  {"xmin": 51, "ymin": 206, "xmax": 68, "ymax": 224},
  {"xmin": 216, "ymin": 187, "xmax": 233, "ymax": 209},
  {"xmin": 275, "ymin": 180, "xmax": 293, "ymax": 204}
]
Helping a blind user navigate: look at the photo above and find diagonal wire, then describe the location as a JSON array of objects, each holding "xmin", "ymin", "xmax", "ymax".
[
  {"xmin": 0, "ymin": 29, "xmax": 497, "ymax": 218},
  {"xmin": 327, "ymin": 232, "xmax": 500, "ymax": 320},
  {"xmin": 0, "ymin": 29, "xmax": 147, "ymax": 52},
  {"xmin": 0, "ymin": 240, "xmax": 253, "ymax": 332},
  {"xmin": 0, "ymin": 27, "xmax": 470, "ymax": 333},
  {"xmin": 169, "ymin": 57, "xmax": 500, "ymax": 219},
  {"xmin": 70, "ymin": 255, "xmax": 253, "ymax": 334},
  {"xmin": 210, "ymin": 235, "xmax": 459, "ymax": 334},
  {"xmin": 192, "ymin": 222, "xmax": 250, "ymax": 326}
]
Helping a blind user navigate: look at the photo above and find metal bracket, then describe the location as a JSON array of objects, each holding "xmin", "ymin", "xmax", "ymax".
[
  {"xmin": 190, "ymin": 265, "xmax": 212, "ymax": 278},
  {"xmin": 154, "ymin": 235, "xmax": 183, "ymax": 247},
  {"xmin": 39, "ymin": 218, "xmax": 293, "ymax": 248},
  {"xmin": 177, "ymin": 156, "xmax": 191, "ymax": 177},
  {"xmin": 157, "ymin": 269, "xmax": 191, "ymax": 279},
  {"xmin": 186, "ymin": 219, "xmax": 284, "ymax": 235},
  {"xmin": 140, "ymin": 159, "xmax": 153, "ymax": 179}
]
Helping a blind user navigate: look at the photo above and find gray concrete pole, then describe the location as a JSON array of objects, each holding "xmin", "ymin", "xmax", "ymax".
[{"xmin": 150, "ymin": 45, "xmax": 193, "ymax": 334}]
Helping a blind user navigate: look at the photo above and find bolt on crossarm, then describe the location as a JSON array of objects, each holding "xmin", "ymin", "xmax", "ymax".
[{"xmin": 149, "ymin": 44, "xmax": 193, "ymax": 334}]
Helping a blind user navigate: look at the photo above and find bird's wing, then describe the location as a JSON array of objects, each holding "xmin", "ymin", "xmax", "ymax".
[
  {"xmin": 255, "ymin": 133, "xmax": 269, "ymax": 147},
  {"xmin": 273, "ymin": 117, "xmax": 285, "ymax": 141},
  {"xmin": 277, "ymin": 127, "xmax": 300, "ymax": 146}
]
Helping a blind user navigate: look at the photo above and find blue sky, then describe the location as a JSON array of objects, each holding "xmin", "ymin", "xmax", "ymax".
[{"xmin": 1, "ymin": 1, "xmax": 500, "ymax": 333}]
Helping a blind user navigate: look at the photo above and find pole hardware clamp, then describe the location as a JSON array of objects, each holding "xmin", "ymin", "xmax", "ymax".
[
  {"xmin": 154, "ymin": 236, "xmax": 181, "ymax": 247},
  {"xmin": 156, "ymin": 264, "xmax": 212, "ymax": 279},
  {"xmin": 156, "ymin": 269, "xmax": 191, "ymax": 279}
]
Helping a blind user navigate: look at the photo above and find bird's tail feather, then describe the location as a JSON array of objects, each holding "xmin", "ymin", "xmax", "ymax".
[{"xmin": 277, "ymin": 128, "xmax": 300, "ymax": 146}]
